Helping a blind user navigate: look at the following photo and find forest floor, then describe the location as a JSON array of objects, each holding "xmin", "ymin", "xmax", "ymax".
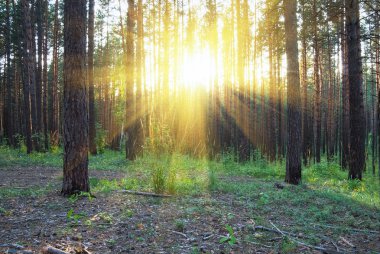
[{"xmin": 0, "ymin": 149, "xmax": 379, "ymax": 254}]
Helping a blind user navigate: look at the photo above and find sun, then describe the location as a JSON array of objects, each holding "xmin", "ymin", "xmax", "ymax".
[{"xmin": 180, "ymin": 49, "xmax": 216, "ymax": 91}]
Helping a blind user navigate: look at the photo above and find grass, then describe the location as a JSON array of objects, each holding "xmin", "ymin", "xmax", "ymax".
[
  {"xmin": 0, "ymin": 146, "xmax": 379, "ymax": 252},
  {"xmin": 0, "ymin": 145, "xmax": 379, "ymax": 207},
  {"xmin": 0, "ymin": 145, "xmax": 379, "ymax": 226}
]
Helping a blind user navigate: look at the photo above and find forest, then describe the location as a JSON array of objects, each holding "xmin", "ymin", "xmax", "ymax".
[{"xmin": 0, "ymin": 0, "xmax": 379, "ymax": 253}]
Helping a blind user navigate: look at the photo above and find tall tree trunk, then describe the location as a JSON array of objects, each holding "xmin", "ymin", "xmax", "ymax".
[
  {"xmin": 50, "ymin": 0, "xmax": 60, "ymax": 146},
  {"xmin": 29, "ymin": 0, "xmax": 39, "ymax": 151},
  {"xmin": 346, "ymin": 0, "xmax": 365, "ymax": 180},
  {"xmin": 135, "ymin": 0, "xmax": 144, "ymax": 157},
  {"xmin": 268, "ymin": 40, "xmax": 276, "ymax": 162},
  {"xmin": 20, "ymin": 0, "xmax": 34, "ymax": 154},
  {"xmin": 36, "ymin": 0, "xmax": 43, "ymax": 145},
  {"xmin": 327, "ymin": 31, "xmax": 335, "ymax": 161},
  {"xmin": 313, "ymin": 0, "xmax": 321, "ymax": 163},
  {"xmin": 125, "ymin": 0, "xmax": 136, "ymax": 160},
  {"xmin": 62, "ymin": 0, "xmax": 90, "ymax": 195},
  {"xmin": 284, "ymin": 0, "xmax": 302, "ymax": 185},
  {"xmin": 43, "ymin": 0, "xmax": 48, "ymax": 150},
  {"xmin": 88, "ymin": 0, "xmax": 97, "ymax": 155},
  {"xmin": 4, "ymin": 0, "xmax": 14, "ymax": 147},
  {"xmin": 341, "ymin": 11, "xmax": 350, "ymax": 169},
  {"xmin": 301, "ymin": 22, "xmax": 312, "ymax": 166}
]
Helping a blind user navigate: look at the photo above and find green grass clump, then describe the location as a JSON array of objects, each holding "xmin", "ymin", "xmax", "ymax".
[{"xmin": 0, "ymin": 145, "xmax": 62, "ymax": 168}]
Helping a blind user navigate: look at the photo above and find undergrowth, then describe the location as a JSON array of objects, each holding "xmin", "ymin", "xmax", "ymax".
[{"xmin": 0, "ymin": 145, "xmax": 379, "ymax": 209}]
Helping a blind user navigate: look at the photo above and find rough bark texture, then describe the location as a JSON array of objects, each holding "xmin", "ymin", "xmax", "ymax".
[
  {"xmin": 4, "ymin": 0, "xmax": 14, "ymax": 147},
  {"xmin": 346, "ymin": 0, "xmax": 365, "ymax": 180},
  {"xmin": 135, "ymin": 0, "xmax": 144, "ymax": 157},
  {"xmin": 62, "ymin": 0, "xmax": 90, "ymax": 195},
  {"xmin": 125, "ymin": 0, "xmax": 136, "ymax": 161},
  {"xmin": 43, "ymin": 0, "xmax": 49, "ymax": 150},
  {"xmin": 88, "ymin": 0, "xmax": 97, "ymax": 155},
  {"xmin": 49, "ymin": 0, "xmax": 60, "ymax": 146},
  {"xmin": 20, "ymin": 0, "xmax": 34, "ymax": 154},
  {"xmin": 341, "ymin": 13, "xmax": 350, "ymax": 170},
  {"xmin": 284, "ymin": 0, "xmax": 302, "ymax": 185},
  {"xmin": 301, "ymin": 30, "xmax": 312, "ymax": 166},
  {"xmin": 313, "ymin": 0, "xmax": 321, "ymax": 163}
]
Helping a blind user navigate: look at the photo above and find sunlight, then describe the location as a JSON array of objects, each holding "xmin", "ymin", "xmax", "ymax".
[{"xmin": 181, "ymin": 49, "xmax": 215, "ymax": 91}]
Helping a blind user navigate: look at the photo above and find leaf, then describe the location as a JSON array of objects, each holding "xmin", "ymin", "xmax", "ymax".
[
  {"xmin": 219, "ymin": 236, "xmax": 230, "ymax": 244},
  {"xmin": 226, "ymin": 224, "xmax": 234, "ymax": 235},
  {"xmin": 67, "ymin": 208, "xmax": 74, "ymax": 219}
]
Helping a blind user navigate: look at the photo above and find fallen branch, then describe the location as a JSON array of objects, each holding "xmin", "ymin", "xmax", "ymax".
[
  {"xmin": 312, "ymin": 223, "xmax": 380, "ymax": 234},
  {"xmin": 0, "ymin": 244, "xmax": 25, "ymax": 249},
  {"xmin": 202, "ymin": 234, "xmax": 214, "ymax": 241},
  {"xmin": 121, "ymin": 190, "xmax": 173, "ymax": 198},
  {"xmin": 254, "ymin": 225, "xmax": 301, "ymax": 238},
  {"xmin": 339, "ymin": 237, "xmax": 355, "ymax": 248},
  {"xmin": 42, "ymin": 246, "xmax": 69, "ymax": 254},
  {"xmin": 267, "ymin": 221, "xmax": 344, "ymax": 254},
  {"xmin": 269, "ymin": 220, "xmax": 285, "ymax": 236},
  {"xmin": 170, "ymin": 230, "xmax": 188, "ymax": 239},
  {"xmin": 243, "ymin": 240, "xmax": 273, "ymax": 249}
]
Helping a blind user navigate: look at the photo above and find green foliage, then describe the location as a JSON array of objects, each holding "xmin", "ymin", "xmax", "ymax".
[
  {"xmin": 152, "ymin": 162, "xmax": 166, "ymax": 194},
  {"xmin": 95, "ymin": 124, "xmax": 108, "ymax": 154},
  {"xmin": 68, "ymin": 191, "xmax": 93, "ymax": 203},
  {"xmin": 66, "ymin": 208, "xmax": 87, "ymax": 224},
  {"xmin": 279, "ymin": 237, "xmax": 297, "ymax": 253},
  {"xmin": 0, "ymin": 186, "xmax": 51, "ymax": 199},
  {"xmin": 90, "ymin": 178, "xmax": 121, "ymax": 193},
  {"xmin": 219, "ymin": 224, "xmax": 237, "ymax": 246},
  {"xmin": 144, "ymin": 120, "xmax": 174, "ymax": 155},
  {"xmin": 174, "ymin": 219, "xmax": 186, "ymax": 232},
  {"xmin": 208, "ymin": 168, "xmax": 217, "ymax": 191},
  {"xmin": 0, "ymin": 145, "xmax": 62, "ymax": 168}
]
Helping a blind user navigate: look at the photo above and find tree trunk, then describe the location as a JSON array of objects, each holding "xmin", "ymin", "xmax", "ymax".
[
  {"xmin": 125, "ymin": 0, "xmax": 136, "ymax": 160},
  {"xmin": 43, "ymin": 0, "xmax": 48, "ymax": 150},
  {"xmin": 4, "ymin": 0, "xmax": 14, "ymax": 147},
  {"xmin": 62, "ymin": 0, "xmax": 90, "ymax": 195},
  {"xmin": 327, "ymin": 31, "xmax": 335, "ymax": 161},
  {"xmin": 20, "ymin": 0, "xmax": 34, "ymax": 154},
  {"xmin": 341, "ymin": 11, "xmax": 350, "ymax": 170},
  {"xmin": 88, "ymin": 0, "xmax": 97, "ymax": 155},
  {"xmin": 36, "ymin": 0, "xmax": 43, "ymax": 145},
  {"xmin": 284, "ymin": 0, "xmax": 302, "ymax": 185},
  {"xmin": 50, "ymin": 0, "xmax": 60, "ymax": 146},
  {"xmin": 313, "ymin": 0, "xmax": 321, "ymax": 163},
  {"xmin": 135, "ymin": 0, "xmax": 144, "ymax": 157},
  {"xmin": 346, "ymin": 0, "xmax": 365, "ymax": 180}
]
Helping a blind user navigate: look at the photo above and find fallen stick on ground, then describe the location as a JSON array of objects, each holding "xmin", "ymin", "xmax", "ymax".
[
  {"xmin": 121, "ymin": 190, "xmax": 173, "ymax": 198},
  {"xmin": 0, "ymin": 244, "xmax": 25, "ymax": 249},
  {"xmin": 170, "ymin": 230, "xmax": 188, "ymax": 239},
  {"xmin": 243, "ymin": 240, "xmax": 273, "ymax": 249},
  {"xmin": 254, "ymin": 225, "xmax": 301, "ymax": 238},
  {"xmin": 339, "ymin": 237, "xmax": 355, "ymax": 248},
  {"xmin": 312, "ymin": 223, "xmax": 380, "ymax": 234},
  {"xmin": 41, "ymin": 246, "xmax": 69, "ymax": 254},
  {"xmin": 267, "ymin": 221, "xmax": 345, "ymax": 254}
]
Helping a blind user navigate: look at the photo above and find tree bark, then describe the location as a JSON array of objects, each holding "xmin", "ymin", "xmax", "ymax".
[
  {"xmin": 88, "ymin": 0, "xmax": 97, "ymax": 155},
  {"xmin": 125, "ymin": 0, "xmax": 136, "ymax": 160},
  {"xmin": 43, "ymin": 0, "xmax": 48, "ymax": 150},
  {"xmin": 313, "ymin": 0, "xmax": 321, "ymax": 163},
  {"xmin": 50, "ymin": 0, "xmax": 60, "ymax": 147},
  {"xmin": 20, "ymin": 0, "xmax": 34, "ymax": 154},
  {"xmin": 62, "ymin": 0, "xmax": 90, "ymax": 195},
  {"xmin": 346, "ymin": 0, "xmax": 365, "ymax": 180},
  {"xmin": 284, "ymin": 0, "xmax": 302, "ymax": 185},
  {"xmin": 4, "ymin": 0, "xmax": 14, "ymax": 147},
  {"xmin": 341, "ymin": 11, "xmax": 350, "ymax": 170}
]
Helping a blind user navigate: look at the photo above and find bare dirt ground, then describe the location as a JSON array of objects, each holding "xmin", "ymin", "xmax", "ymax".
[{"xmin": 0, "ymin": 167, "xmax": 379, "ymax": 254}]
